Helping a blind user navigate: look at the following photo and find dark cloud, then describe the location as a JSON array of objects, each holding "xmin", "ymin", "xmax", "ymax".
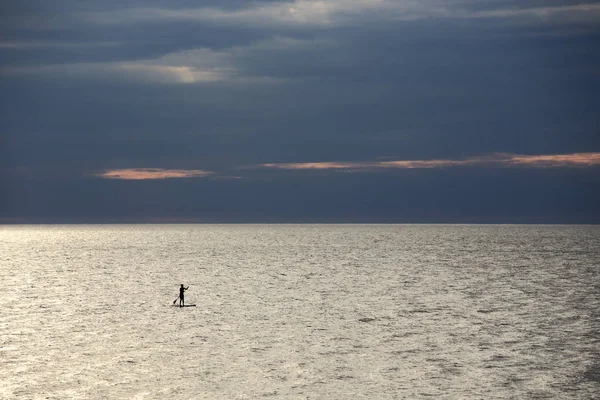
[
  {"xmin": 1, "ymin": 0, "xmax": 599, "ymax": 222},
  {"xmin": 2, "ymin": 167, "xmax": 599, "ymax": 223}
]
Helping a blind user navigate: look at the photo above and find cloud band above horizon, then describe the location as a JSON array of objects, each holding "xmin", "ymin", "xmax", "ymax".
[
  {"xmin": 260, "ymin": 152, "xmax": 600, "ymax": 171},
  {"xmin": 95, "ymin": 168, "xmax": 213, "ymax": 180},
  {"xmin": 92, "ymin": 152, "xmax": 600, "ymax": 180}
]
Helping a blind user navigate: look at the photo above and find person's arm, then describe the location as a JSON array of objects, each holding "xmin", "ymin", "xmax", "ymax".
[{"xmin": 185, "ymin": 286, "xmax": 189, "ymax": 290}]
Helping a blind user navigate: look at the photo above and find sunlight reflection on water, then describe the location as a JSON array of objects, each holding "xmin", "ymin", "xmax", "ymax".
[{"xmin": 1, "ymin": 224, "xmax": 599, "ymax": 399}]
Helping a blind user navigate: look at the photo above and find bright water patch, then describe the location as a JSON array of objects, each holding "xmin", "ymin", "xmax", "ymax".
[{"xmin": 1, "ymin": 224, "xmax": 599, "ymax": 399}]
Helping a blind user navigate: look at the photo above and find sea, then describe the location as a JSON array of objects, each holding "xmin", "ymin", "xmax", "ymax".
[{"xmin": 1, "ymin": 224, "xmax": 599, "ymax": 399}]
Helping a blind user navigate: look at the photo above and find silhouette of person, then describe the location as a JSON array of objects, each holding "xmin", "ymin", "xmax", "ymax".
[{"xmin": 179, "ymin": 284, "xmax": 189, "ymax": 307}]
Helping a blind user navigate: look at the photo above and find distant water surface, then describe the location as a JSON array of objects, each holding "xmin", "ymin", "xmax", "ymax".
[{"xmin": 1, "ymin": 224, "xmax": 599, "ymax": 399}]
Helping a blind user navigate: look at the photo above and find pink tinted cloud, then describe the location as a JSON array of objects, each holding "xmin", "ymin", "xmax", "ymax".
[
  {"xmin": 260, "ymin": 161, "xmax": 361, "ymax": 170},
  {"xmin": 95, "ymin": 168, "xmax": 213, "ymax": 180},
  {"xmin": 505, "ymin": 152, "xmax": 600, "ymax": 167},
  {"xmin": 260, "ymin": 152, "xmax": 600, "ymax": 171}
]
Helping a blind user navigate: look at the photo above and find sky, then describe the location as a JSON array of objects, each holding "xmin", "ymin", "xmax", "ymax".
[{"xmin": 1, "ymin": 0, "xmax": 599, "ymax": 223}]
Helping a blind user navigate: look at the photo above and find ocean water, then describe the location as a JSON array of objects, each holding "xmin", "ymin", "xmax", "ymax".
[{"xmin": 1, "ymin": 224, "xmax": 599, "ymax": 399}]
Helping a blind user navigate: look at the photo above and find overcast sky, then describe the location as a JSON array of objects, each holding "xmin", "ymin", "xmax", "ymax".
[{"xmin": 1, "ymin": 0, "xmax": 599, "ymax": 223}]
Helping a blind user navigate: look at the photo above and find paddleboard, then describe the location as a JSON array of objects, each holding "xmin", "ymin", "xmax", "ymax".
[{"xmin": 172, "ymin": 304, "xmax": 196, "ymax": 307}]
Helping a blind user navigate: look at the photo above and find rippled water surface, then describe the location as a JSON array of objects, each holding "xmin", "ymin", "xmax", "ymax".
[{"xmin": 1, "ymin": 224, "xmax": 599, "ymax": 399}]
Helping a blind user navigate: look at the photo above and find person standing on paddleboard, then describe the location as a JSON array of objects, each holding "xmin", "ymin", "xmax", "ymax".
[{"xmin": 179, "ymin": 284, "xmax": 189, "ymax": 307}]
